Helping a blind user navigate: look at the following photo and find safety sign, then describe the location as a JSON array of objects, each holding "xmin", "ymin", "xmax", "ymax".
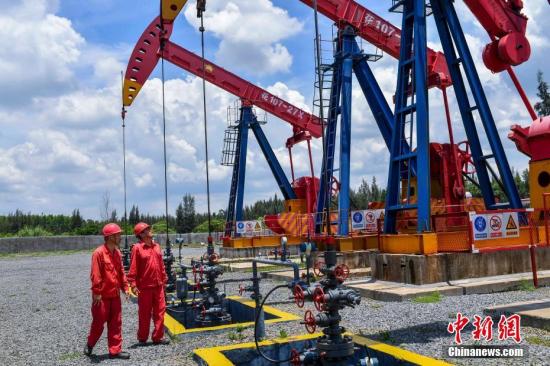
[
  {"xmin": 351, "ymin": 211, "xmax": 365, "ymax": 230},
  {"xmin": 236, "ymin": 220, "xmax": 262, "ymax": 234},
  {"xmin": 503, "ymin": 212, "xmax": 520, "ymax": 238},
  {"xmin": 470, "ymin": 211, "xmax": 520, "ymax": 241},
  {"xmin": 488, "ymin": 214, "xmax": 503, "ymax": 239},
  {"xmin": 365, "ymin": 209, "xmax": 384, "ymax": 232},
  {"xmin": 351, "ymin": 209, "xmax": 383, "ymax": 232},
  {"xmin": 471, "ymin": 214, "xmax": 488, "ymax": 240}
]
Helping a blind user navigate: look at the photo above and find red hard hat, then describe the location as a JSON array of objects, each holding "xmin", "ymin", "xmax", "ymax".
[
  {"xmin": 134, "ymin": 222, "xmax": 150, "ymax": 236},
  {"xmin": 102, "ymin": 223, "xmax": 122, "ymax": 237}
]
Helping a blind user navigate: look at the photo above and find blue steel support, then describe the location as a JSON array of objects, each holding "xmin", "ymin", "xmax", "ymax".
[
  {"xmin": 234, "ymin": 106, "xmax": 252, "ymax": 222},
  {"xmin": 250, "ymin": 122, "xmax": 297, "ymax": 200},
  {"xmin": 352, "ymin": 41, "xmax": 417, "ymax": 176},
  {"xmin": 413, "ymin": 0, "xmax": 431, "ymax": 232},
  {"xmin": 384, "ymin": 0, "xmax": 431, "ymax": 233},
  {"xmin": 432, "ymin": 0, "xmax": 521, "ymax": 209},
  {"xmin": 337, "ymin": 27, "xmax": 355, "ymax": 236},
  {"xmin": 351, "ymin": 42, "xmax": 393, "ymax": 149}
]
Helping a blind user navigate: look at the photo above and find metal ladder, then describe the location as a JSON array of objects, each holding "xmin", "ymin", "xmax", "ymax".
[
  {"xmin": 314, "ymin": 30, "xmax": 344, "ymax": 232},
  {"xmin": 385, "ymin": 0, "xmax": 431, "ymax": 233}
]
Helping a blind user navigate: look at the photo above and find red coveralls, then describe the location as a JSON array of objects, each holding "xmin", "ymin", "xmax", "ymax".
[
  {"xmin": 127, "ymin": 241, "xmax": 168, "ymax": 342},
  {"xmin": 87, "ymin": 244, "xmax": 128, "ymax": 355}
]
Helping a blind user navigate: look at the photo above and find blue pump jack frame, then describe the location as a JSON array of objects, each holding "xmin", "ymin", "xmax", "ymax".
[
  {"xmin": 316, "ymin": 0, "xmax": 521, "ymax": 236},
  {"xmin": 225, "ymin": 105, "xmax": 296, "ymax": 235},
  {"xmin": 316, "ymin": 26, "xmax": 411, "ymax": 236},
  {"xmin": 430, "ymin": 0, "xmax": 522, "ymax": 211}
]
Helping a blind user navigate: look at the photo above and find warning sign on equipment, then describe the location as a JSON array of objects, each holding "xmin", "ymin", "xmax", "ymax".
[
  {"xmin": 503, "ymin": 212, "xmax": 520, "ymax": 238},
  {"xmin": 470, "ymin": 211, "xmax": 520, "ymax": 241}
]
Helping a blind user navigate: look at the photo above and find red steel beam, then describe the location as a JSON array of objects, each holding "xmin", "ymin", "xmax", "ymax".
[
  {"xmin": 123, "ymin": 16, "xmax": 322, "ymax": 138},
  {"xmin": 299, "ymin": 0, "xmax": 451, "ymax": 88}
]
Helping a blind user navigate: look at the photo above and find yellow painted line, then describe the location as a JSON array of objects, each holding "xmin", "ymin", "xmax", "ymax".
[
  {"xmin": 352, "ymin": 334, "xmax": 452, "ymax": 366},
  {"xmin": 194, "ymin": 333, "xmax": 451, "ymax": 366},
  {"xmin": 194, "ymin": 333, "xmax": 320, "ymax": 365},
  {"xmin": 164, "ymin": 295, "xmax": 299, "ymax": 335}
]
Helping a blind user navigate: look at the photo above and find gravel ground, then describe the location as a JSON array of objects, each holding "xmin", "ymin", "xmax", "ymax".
[{"xmin": 0, "ymin": 250, "xmax": 549, "ymax": 366}]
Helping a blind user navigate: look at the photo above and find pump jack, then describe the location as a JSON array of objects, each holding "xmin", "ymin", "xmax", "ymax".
[{"xmin": 296, "ymin": 0, "xmax": 533, "ymax": 235}]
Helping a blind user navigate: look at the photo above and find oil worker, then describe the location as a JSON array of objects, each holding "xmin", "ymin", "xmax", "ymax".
[
  {"xmin": 127, "ymin": 222, "xmax": 170, "ymax": 345},
  {"xmin": 84, "ymin": 223, "xmax": 131, "ymax": 359}
]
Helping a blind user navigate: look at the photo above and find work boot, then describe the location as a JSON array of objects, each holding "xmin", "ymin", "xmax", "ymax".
[
  {"xmin": 153, "ymin": 338, "xmax": 170, "ymax": 345},
  {"xmin": 83, "ymin": 344, "xmax": 93, "ymax": 356},
  {"xmin": 137, "ymin": 340, "xmax": 148, "ymax": 347},
  {"xmin": 109, "ymin": 352, "xmax": 130, "ymax": 359}
]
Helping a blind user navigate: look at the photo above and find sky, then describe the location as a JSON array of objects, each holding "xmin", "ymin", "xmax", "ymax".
[{"xmin": 0, "ymin": 0, "xmax": 548, "ymax": 219}]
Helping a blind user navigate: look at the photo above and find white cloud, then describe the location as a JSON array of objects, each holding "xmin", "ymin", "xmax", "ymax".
[
  {"xmin": 0, "ymin": 0, "xmax": 84, "ymax": 106},
  {"xmin": 184, "ymin": 0, "xmax": 303, "ymax": 75}
]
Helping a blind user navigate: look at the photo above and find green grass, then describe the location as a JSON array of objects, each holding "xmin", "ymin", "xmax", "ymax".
[
  {"xmin": 411, "ymin": 291, "xmax": 442, "ymax": 304},
  {"xmin": 228, "ymin": 331, "xmax": 246, "ymax": 341},
  {"xmin": 59, "ymin": 351, "xmax": 81, "ymax": 362},
  {"xmin": 0, "ymin": 249, "xmax": 91, "ymax": 259},
  {"xmin": 526, "ymin": 336, "xmax": 550, "ymax": 347},
  {"xmin": 235, "ymin": 324, "xmax": 247, "ymax": 333},
  {"xmin": 279, "ymin": 329, "xmax": 288, "ymax": 339},
  {"xmin": 167, "ymin": 332, "xmax": 181, "ymax": 343},
  {"xmin": 517, "ymin": 280, "xmax": 536, "ymax": 292},
  {"xmin": 378, "ymin": 330, "xmax": 395, "ymax": 344}
]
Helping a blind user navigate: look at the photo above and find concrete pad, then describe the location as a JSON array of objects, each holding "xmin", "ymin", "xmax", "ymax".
[
  {"xmin": 223, "ymin": 258, "xmax": 302, "ymax": 272},
  {"xmin": 348, "ymin": 280, "xmax": 461, "ymax": 301},
  {"xmin": 374, "ymin": 285, "xmax": 463, "ymax": 301},
  {"xmin": 484, "ymin": 299, "xmax": 550, "ymax": 331},
  {"xmin": 346, "ymin": 270, "xmax": 550, "ymax": 302},
  {"xmin": 264, "ymin": 267, "xmax": 371, "ymax": 282},
  {"xmin": 453, "ymin": 270, "xmax": 550, "ymax": 295}
]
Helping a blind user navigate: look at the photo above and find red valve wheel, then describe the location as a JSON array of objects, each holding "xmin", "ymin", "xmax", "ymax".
[
  {"xmin": 313, "ymin": 260, "xmax": 324, "ymax": 277},
  {"xmin": 457, "ymin": 141, "xmax": 476, "ymax": 175},
  {"xmin": 238, "ymin": 284, "xmax": 245, "ymax": 296},
  {"xmin": 290, "ymin": 349, "xmax": 301, "ymax": 366},
  {"xmin": 210, "ymin": 253, "xmax": 220, "ymax": 263},
  {"xmin": 312, "ymin": 287, "xmax": 325, "ymax": 312},
  {"xmin": 201, "ymin": 304, "xmax": 206, "ymax": 318},
  {"xmin": 293, "ymin": 284, "xmax": 305, "ymax": 308},
  {"xmin": 334, "ymin": 264, "xmax": 350, "ymax": 282},
  {"xmin": 304, "ymin": 310, "xmax": 316, "ymax": 334}
]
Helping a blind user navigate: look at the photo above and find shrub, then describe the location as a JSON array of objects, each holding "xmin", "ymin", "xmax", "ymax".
[{"xmin": 16, "ymin": 226, "xmax": 53, "ymax": 237}]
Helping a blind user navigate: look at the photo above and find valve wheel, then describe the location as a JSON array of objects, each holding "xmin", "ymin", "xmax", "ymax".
[
  {"xmin": 290, "ymin": 348, "xmax": 301, "ymax": 366},
  {"xmin": 304, "ymin": 310, "xmax": 316, "ymax": 334},
  {"xmin": 210, "ymin": 253, "xmax": 220, "ymax": 263},
  {"xmin": 238, "ymin": 284, "xmax": 245, "ymax": 296},
  {"xmin": 334, "ymin": 264, "xmax": 350, "ymax": 282},
  {"xmin": 313, "ymin": 260, "xmax": 324, "ymax": 277},
  {"xmin": 312, "ymin": 287, "xmax": 325, "ymax": 312},
  {"xmin": 293, "ymin": 284, "xmax": 305, "ymax": 308},
  {"xmin": 201, "ymin": 305, "xmax": 206, "ymax": 318},
  {"xmin": 457, "ymin": 141, "xmax": 476, "ymax": 175}
]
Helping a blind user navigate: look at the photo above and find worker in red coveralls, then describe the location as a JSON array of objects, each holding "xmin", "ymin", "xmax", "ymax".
[
  {"xmin": 127, "ymin": 222, "xmax": 170, "ymax": 345},
  {"xmin": 84, "ymin": 223, "xmax": 131, "ymax": 359}
]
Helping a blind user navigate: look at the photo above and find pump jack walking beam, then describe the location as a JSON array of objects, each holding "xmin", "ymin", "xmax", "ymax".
[
  {"xmin": 123, "ymin": 16, "xmax": 322, "ymax": 138},
  {"xmin": 123, "ymin": 11, "xmax": 320, "ymax": 236}
]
